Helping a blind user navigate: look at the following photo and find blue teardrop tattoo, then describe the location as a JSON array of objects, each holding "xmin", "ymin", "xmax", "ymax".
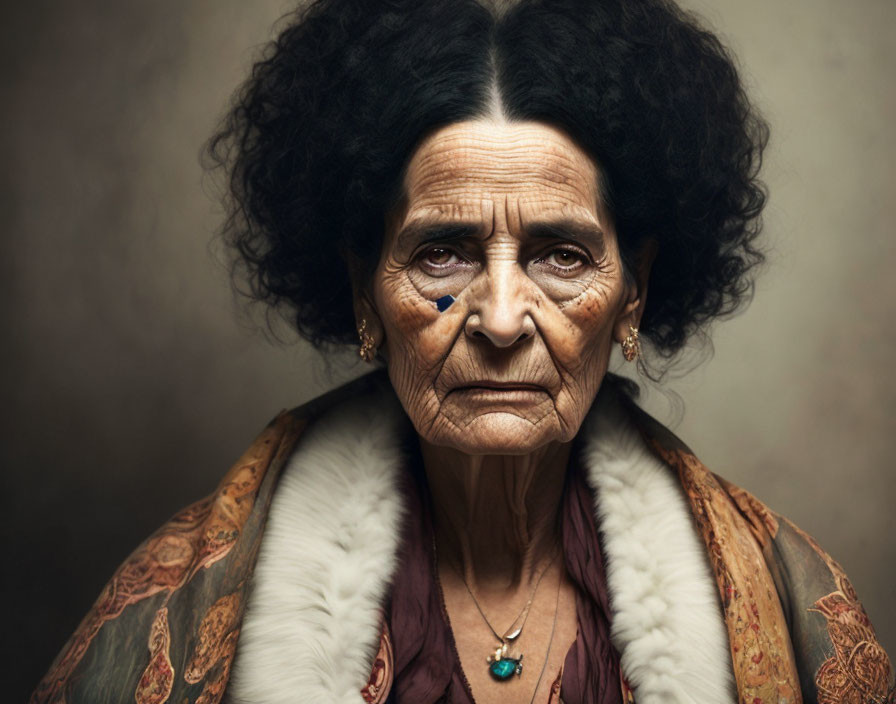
[{"xmin": 435, "ymin": 294, "xmax": 455, "ymax": 312}]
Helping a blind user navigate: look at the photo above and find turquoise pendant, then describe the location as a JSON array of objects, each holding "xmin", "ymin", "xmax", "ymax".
[{"xmin": 488, "ymin": 656, "xmax": 523, "ymax": 680}]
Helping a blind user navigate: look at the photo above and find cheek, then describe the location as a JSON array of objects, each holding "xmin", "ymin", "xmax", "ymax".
[
  {"xmin": 375, "ymin": 267, "xmax": 461, "ymax": 390},
  {"xmin": 536, "ymin": 287, "xmax": 619, "ymax": 436},
  {"xmin": 542, "ymin": 282, "xmax": 621, "ymax": 374},
  {"xmin": 377, "ymin": 267, "xmax": 436, "ymax": 337}
]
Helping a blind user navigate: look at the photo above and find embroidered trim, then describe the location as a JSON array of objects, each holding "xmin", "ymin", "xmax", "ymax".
[
  {"xmin": 774, "ymin": 518, "xmax": 894, "ymax": 703},
  {"xmin": 810, "ymin": 560, "xmax": 892, "ymax": 702},
  {"xmin": 135, "ymin": 607, "xmax": 174, "ymax": 704},
  {"xmin": 648, "ymin": 441, "xmax": 800, "ymax": 703},
  {"xmin": 194, "ymin": 631, "xmax": 241, "ymax": 704},
  {"xmin": 31, "ymin": 415, "xmax": 297, "ymax": 704},
  {"xmin": 186, "ymin": 593, "xmax": 242, "ymax": 684},
  {"xmin": 362, "ymin": 617, "xmax": 394, "ymax": 704}
]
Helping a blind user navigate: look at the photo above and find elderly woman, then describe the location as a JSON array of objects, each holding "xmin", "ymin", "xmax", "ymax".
[{"xmin": 33, "ymin": 0, "xmax": 892, "ymax": 703}]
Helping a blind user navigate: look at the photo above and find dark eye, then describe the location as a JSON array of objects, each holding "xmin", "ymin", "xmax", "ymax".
[
  {"xmin": 415, "ymin": 246, "xmax": 469, "ymax": 276},
  {"xmin": 538, "ymin": 247, "xmax": 588, "ymax": 274},
  {"xmin": 423, "ymin": 247, "xmax": 457, "ymax": 266}
]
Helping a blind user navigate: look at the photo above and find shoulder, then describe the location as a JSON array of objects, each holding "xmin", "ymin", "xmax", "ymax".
[
  {"xmin": 31, "ymin": 371, "xmax": 394, "ymax": 704},
  {"xmin": 611, "ymin": 383, "xmax": 894, "ymax": 703},
  {"xmin": 226, "ymin": 370, "xmax": 409, "ymax": 703},
  {"xmin": 715, "ymin": 477, "xmax": 894, "ymax": 703}
]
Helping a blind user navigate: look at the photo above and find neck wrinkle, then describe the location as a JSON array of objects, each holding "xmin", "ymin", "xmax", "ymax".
[{"xmin": 421, "ymin": 437, "xmax": 570, "ymax": 595}]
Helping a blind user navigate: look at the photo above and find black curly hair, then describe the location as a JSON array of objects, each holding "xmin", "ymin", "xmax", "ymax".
[{"xmin": 207, "ymin": 0, "xmax": 768, "ymax": 362}]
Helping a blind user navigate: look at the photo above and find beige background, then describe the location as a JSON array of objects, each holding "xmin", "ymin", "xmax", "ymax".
[{"xmin": 3, "ymin": 0, "xmax": 893, "ymax": 698}]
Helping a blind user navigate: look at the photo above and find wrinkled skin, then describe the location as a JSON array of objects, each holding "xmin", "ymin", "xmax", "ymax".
[
  {"xmin": 354, "ymin": 120, "xmax": 652, "ymax": 703},
  {"xmin": 359, "ymin": 119, "xmax": 648, "ymax": 455}
]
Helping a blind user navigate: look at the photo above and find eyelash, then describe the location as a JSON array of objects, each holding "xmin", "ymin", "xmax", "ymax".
[
  {"xmin": 415, "ymin": 247, "xmax": 469, "ymax": 274},
  {"xmin": 534, "ymin": 246, "xmax": 591, "ymax": 274},
  {"xmin": 414, "ymin": 244, "xmax": 593, "ymax": 276}
]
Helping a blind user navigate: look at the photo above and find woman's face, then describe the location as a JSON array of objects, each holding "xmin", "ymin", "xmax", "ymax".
[{"xmin": 364, "ymin": 120, "xmax": 647, "ymax": 455}]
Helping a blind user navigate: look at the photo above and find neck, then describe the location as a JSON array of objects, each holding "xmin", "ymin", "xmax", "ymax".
[{"xmin": 421, "ymin": 439, "xmax": 571, "ymax": 594}]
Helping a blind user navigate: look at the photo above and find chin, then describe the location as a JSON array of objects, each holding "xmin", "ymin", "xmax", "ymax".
[{"xmin": 431, "ymin": 412, "xmax": 564, "ymax": 455}]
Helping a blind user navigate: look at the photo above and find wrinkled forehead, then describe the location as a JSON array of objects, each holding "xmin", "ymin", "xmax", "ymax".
[{"xmin": 394, "ymin": 120, "xmax": 605, "ymax": 228}]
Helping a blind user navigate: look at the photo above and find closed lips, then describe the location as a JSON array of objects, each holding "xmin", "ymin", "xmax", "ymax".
[{"xmin": 455, "ymin": 382, "xmax": 547, "ymax": 391}]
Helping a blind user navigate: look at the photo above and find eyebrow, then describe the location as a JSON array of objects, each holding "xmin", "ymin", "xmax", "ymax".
[
  {"xmin": 394, "ymin": 218, "xmax": 606, "ymax": 252},
  {"xmin": 525, "ymin": 220, "xmax": 606, "ymax": 252},
  {"xmin": 395, "ymin": 222, "xmax": 483, "ymax": 250}
]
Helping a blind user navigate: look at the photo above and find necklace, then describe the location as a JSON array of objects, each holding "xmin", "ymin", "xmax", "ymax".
[
  {"xmin": 436, "ymin": 537, "xmax": 560, "ymax": 682},
  {"xmin": 527, "ymin": 567, "xmax": 562, "ymax": 704}
]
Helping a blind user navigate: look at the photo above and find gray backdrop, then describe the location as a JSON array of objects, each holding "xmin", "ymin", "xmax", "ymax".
[{"xmin": 3, "ymin": 0, "xmax": 894, "ymax": 699}]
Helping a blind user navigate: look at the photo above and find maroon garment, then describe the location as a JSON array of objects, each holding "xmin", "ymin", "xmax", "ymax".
[{"xmin": 387, "ymin": 448, "xmax": 622, "ymax": 704}]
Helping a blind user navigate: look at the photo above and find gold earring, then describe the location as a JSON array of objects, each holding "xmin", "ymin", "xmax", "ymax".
[
  {"xmin": 621, "ymin": 325, "xmax": 640, "ymax": 362},
  {"xmin": 357, "ymin": 319, "xmax": 376, "ymax": 362}
]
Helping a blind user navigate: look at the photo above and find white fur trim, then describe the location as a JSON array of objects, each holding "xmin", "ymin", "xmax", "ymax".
[
  {"xmin": 224, "ymin": 391, "xmax": 408, "ymax": 704},
  {"xmin": 225, "ymin": 384, "xmax": 736, "ymax": 703},
  {"xmin": 582, "ymin": 390, "xmax": 736, "ymax": 703}
]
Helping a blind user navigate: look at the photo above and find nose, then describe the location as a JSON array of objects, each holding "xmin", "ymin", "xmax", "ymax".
[{"xmin": 464, "ymin": 266, "xmax": 536, "ymax": 348}]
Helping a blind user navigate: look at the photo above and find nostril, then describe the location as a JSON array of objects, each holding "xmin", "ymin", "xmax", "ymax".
[{"xmin": 464, "ymin": 312, "xmax": 533, "ymax": 347}]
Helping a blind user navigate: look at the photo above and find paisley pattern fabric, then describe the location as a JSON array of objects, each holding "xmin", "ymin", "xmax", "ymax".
[
  {"xmin": 31, "ymin": 373, "xmax": 894, "ymax": 704},
  {"xmin": 631, "ymin": 402, "xmax": 803, "ymax": 702},
  {"xmin": 134, "ymin": 607, "xmax": 174, "ymax": 704},
  {"xmin": 627, "ymin": 394, "xmax": 894, "ymax": 704},
  {"xmin": 30, "ymin": 410, "xmax": 304, "ymax": 704},
  {"xmin": 362, "ymin": 615, "xmax": 394, "ymax": 704}
]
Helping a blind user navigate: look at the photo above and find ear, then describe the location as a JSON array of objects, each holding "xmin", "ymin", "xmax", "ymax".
[
  {"xmin": 613, "ymin": 239, "xmax": 657, "ymax": 343},
  {"xmin": 346, "ymin": 251, "xmax": 386, "ymax": 357}
]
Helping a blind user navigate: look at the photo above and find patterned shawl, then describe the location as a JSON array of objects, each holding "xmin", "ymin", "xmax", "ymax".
[{"xmin": 31, "ymin": 372, "xmax": 893, "ymax": 704}]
